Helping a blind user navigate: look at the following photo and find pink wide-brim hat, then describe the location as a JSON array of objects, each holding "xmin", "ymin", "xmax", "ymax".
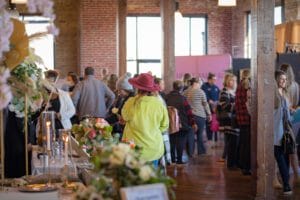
[{"xmin": 128, "ymin": 73, "xmax": 160, "ymax": 92}]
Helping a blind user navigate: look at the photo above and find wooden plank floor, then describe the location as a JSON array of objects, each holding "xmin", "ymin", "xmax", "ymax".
[{"xmin": 166, "ymin": 144, "xmax": 300, "ymax": 200}]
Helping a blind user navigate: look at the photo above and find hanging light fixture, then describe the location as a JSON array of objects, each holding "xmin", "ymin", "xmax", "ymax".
[
  {"xmin": 11, "ymin": 0, "xmax": 27, "ymax": 4},
  {"xmin": 218, "ymin": 0, "xmax": 236, "ymax": 7},
  {"xmin": 175, "ymin": 1, "xmax": 182, "ymax": 19}
]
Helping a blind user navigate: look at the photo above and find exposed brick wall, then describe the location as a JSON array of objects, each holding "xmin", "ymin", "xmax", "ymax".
[
  {"xmin": 78, "ymin": 0, "xmax": 233, "ymax": 78},
  {"xmin": 18, "ymin": 0, "xmax": 299, "ymax": 76},
  {"xmin": 16, "ymin": 0, "xmax": 80, "ymax": 77},
  {"xmin": 79, "ymin": 0, "xmax": 118, "ymax": 78},
  {"xmin": 127, "ymin": 0, "xmax": 160, "ymax": 14},
  {"xmin": 285, "ymin": 0, "xmax": 300, "ymax": 21},
  {"xmin": 231, "ymin": 0, "xmax": 283, "ymax": 58},
  {"xmin": 180, "ymin": 0, "xmax": 232, "ymax": 55},
  {"xmin": 231, "ymin": 0, "xmax": 250, "ymax": 58},
  {"xmin": 127, "ymin": 0, "xmax": 233, "ymax": 55},
  {"xmin": 54, "ymin": 0, "xmax": 80, "ymax": 77}
]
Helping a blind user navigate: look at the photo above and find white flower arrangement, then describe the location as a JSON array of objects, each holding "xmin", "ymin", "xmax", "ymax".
[
  {"xmin": 0, "ymin": 1, "xmax": 13, "ymax": 60},
  {"xmin": 27, "ymin": 0, "xmax": 59, "ymax": 35},
  {"xmin": 75, "ymin": 143, "xmax": 176, "ymax": 200},
  {"xmin": 0, "ymin": 67, "xmax": 12, "ymax": 110}
]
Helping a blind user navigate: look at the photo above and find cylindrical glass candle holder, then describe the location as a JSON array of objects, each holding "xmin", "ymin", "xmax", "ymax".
[{"xmin": 42, "ymin": 111, "xmax": 55, "ymax": 154}]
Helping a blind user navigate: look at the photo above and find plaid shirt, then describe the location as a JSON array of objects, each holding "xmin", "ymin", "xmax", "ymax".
[{"xmin": 235, "ymin": 83, "xmax": 250, "ymax": 125}]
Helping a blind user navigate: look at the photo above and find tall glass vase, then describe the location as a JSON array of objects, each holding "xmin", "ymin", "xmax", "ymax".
[
  {"xmin": 42, "ymin": 111, "xmax": 55, "ymax": 154},
  {"xmin": 41, "ymin": 111, "xmax": 55, "ymax": 184}
]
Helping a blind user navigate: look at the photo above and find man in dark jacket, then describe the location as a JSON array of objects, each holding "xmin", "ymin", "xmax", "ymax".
[{"xmin": 201, "ymin": 73, "xmax": 220, "ymax": 146}]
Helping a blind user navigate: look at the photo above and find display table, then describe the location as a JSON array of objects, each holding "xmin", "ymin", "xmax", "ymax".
[
  {"xmin": 0, "ymin": 138, "xmax": 92, "ymax": 200},
  {"xmin": 31, "ymin": 137, "xmax": 91, "ymax": 176},
  {"xmin": 0, "ymin": 183, "xmax": 80, "ymax": 200},
  {"xmin": 31, "ymin": 150, "xmax": 78, "ymax": 176},
  {"xmin": 0, "ymin": 187, "xmax": 59, "ymax": 200}
]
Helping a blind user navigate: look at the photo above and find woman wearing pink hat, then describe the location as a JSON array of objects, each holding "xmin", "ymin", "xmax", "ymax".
[{"xmin": 121, "ymin": 73, "xmax": 169, "ymax": 167}]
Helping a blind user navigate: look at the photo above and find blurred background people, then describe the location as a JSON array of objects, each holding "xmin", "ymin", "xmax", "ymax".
[
  {"xmin": 166, "ymin": 80, "xmax": 197, "ymax": 165},
  {"xmin": 235, "ymin": 69, "xmax": 251, "ymax": 175},
  {"xmin": 218, "ymin": 73, "xmax": 239, "ymax": 170},
  {"xmin": 280, "ymin": 64, "xmax": 300, "ymax": 183},
  {"xmin": 67, "ymin": 72, "xmax": 79, "ymax": 93},
  {"xmin": 274, "ymin": 70, "xmax": 293, "ymax": 195},
  {"xmin": 202, "ymin": 73, "xmax": 220, "ymax": 147},
  {"xmin": 72, "ymin": 67, "xmax": 115, "ymax": 119},
  {"xmin": 106, "ymin": 72, "xmax": 135, "ymax": 137},
  {"xmin": 184, "ymin": 77, "xmax": 211, "ymax": 156}
]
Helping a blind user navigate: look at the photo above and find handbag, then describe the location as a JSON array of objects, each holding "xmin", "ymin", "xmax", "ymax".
[{"xmin": 281, "ymin": 108, "xmax": 296, "ymax": 154}]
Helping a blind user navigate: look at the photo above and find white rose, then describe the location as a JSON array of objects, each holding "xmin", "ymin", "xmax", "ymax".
[
  {"xmin": 116, "ymin": 143, "xmax": 130, "ymax": 154},
  {"xmin": 113, "ymin": 149, "xmax": 126, "ymax": 162},
  {"xmin": 95, "ymin": 122, "xmax": 102, "ymax": 129},
  {"xmin": 125, "ymin": 154, "xmax": 139, "ymax": 169},
  {"xmin": 139, "ymin": 165, "xmax": 154, "ymax": 181},
  {"xmin": 109, "ymin": 154, "xmax": 124, "ymax": 166}
]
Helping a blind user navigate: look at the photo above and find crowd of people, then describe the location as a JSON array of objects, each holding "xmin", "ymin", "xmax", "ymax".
[{"xmin": 3, "ymin": 64, "xmax": 300, "ymax": 196}]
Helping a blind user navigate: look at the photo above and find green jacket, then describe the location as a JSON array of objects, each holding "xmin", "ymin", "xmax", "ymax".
[{"xmin": 122, "ymin": 95, "xmax": 169, "ymax": 161}]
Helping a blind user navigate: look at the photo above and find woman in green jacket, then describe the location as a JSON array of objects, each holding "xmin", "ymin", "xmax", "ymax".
[{"xmin": 122, "ymin": 73, "xmax": 169, "ymax": 167}]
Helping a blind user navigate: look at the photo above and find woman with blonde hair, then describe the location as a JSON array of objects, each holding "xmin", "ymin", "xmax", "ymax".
[
  {"xmin": 217, "ymin": 73, "xmax": 239, "ymax": 169},
  {"xmin": 274, "ymin": 70, "xmax": 293, "ymax": 195},
  {"xmin": 280, "ymin": 63, "xmax": 300, "ymax": 185},
  {"xmin": 280, "ymin": 64, "xmax": 299, "ymax": 108}
]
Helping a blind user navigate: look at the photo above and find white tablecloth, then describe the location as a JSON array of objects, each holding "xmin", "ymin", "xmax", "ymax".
[{"xmin": 0, "ymin": 187, "xmax": 59, "ymax": 200}]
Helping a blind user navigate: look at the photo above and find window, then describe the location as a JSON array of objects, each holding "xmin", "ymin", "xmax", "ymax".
[
  {"xmin": 245, "ymin": 12, "xmax": 251, "ymax": 58},
  {"xmin": 175, "ymin": 16, "xmax": 207, "ymax": 56},
  {"xmin": 126, "ymin": 16, "xmax": 207, "ymax": 77},
  {"xmin": 126, "ymin": 16, "xmax": 161, "ymax": 77},
  {"xmin": 19, "ymin": 16, "xmax": 54, "ymax": 71},
  {"xmin": 274, "ymin": 6, "xmax": 283, "ymax": 25},
  {"xmin": 245, "ymin": 6, "xmax": 283, "ymax": 58}
]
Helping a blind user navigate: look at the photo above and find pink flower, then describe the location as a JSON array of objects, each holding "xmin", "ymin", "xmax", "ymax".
[{"xmin": 88, "ymin": 130, "xmax": 97, "ymax": 140}]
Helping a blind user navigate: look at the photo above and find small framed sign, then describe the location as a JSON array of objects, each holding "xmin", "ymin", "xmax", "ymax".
[{"xmin": 120, "ymin": 183, "xmax": 169, "ymax": 200}]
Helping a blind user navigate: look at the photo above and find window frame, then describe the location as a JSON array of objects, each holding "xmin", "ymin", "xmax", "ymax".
[
  {"xmin": 126, "ymin": 15, "xmax": 208, "ymax": 76},
  {"xmin": 19, "ymin": 14, "xmax": 55, "ymax": 70},
  {"xmin": 181, "ymin": 14, "xmax": 208, "ymax": 56},
  {"xmin": 245, "ymin": 4, "xmax": 283, "ymax": 58}
]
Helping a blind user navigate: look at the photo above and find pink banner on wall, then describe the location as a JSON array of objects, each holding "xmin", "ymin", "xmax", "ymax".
[{"xmin": 175, "ymin": 54, "xmax": 232, "ymax": 88}]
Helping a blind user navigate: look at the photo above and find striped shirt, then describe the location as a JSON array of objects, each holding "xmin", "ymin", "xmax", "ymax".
[{"xmin": 184, "ymin": 87, "xmax": 211, "ymax": 118}]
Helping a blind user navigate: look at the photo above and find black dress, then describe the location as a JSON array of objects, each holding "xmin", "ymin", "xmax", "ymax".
[
  {"xmin": 48, "ymin": 97, "xmax": 64, "ymax": 137},
  {"xmin": 4, "ymin": 110, "xmax": 34, "ymax": 178}
]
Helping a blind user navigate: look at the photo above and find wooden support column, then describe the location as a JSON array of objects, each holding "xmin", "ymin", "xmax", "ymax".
[
  {"xmin": 250, "ymin": 0, "xmax": 275, "ymax": 199},
  {"xmin": 117, "ymin": 0, "xmax": 127, "ymax": 76},
  {"xmin": 161, "ymin": 0, "xmax": 175, "ymax": 92}
]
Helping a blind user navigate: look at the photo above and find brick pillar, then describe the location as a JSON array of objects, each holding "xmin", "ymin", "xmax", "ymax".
[
  {"xmin": 161, "ymin": 0, "xmax": 175, "ymax": 93},
  {"xmin": 54, "ymin": 0, "xmax": 80, "ymax": 76},
  {"xmin": 250, "ymin": 0, "xmax": 275, "ymax": 199},
  {"xmin": 117, "ymin": 0, "xmax": 127, "ymax": 77}
]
